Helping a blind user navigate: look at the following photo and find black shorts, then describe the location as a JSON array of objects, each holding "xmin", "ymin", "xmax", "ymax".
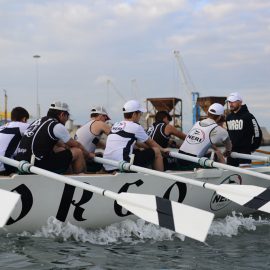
[
  {"xmin": 227, "ymin": 156, "xmax": 251, "ymax": 167},
  {"xmin": 133, "ymin": 148, "xmax": 155, "ymax": 168},
  {"xmin": 35, "ymin": 149, "xmax": 73, "ymax": 173},
  {"xmin": 176, "ymin": 150, "xmax": 201, "ymax": 170}
]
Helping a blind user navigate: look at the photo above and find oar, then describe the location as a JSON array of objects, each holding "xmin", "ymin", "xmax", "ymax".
[
  {"xmin": 256, "ymin": 149, "xmax": 270, "ymax": 155},
  {"xmin": 0, "ymin": 189, "xmax": 20, "ymax": 227},
  {"xmin": 231, "ymin": 152, "xmax": 270, "ymax": 163},
  {"xmin": 0, "ymin": 156, "xmax": 214, "ymax": 242},
  {"xmin": 169, "ymin": 151, "xmax": 270, "ymax": 182},
  {"xmin": 93, "ymin": 156, "xmax": 270, "ymax": 215}
]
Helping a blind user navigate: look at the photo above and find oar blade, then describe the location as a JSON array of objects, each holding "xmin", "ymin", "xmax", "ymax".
[
  {"xmin": 217, "ymin": 184, "xmax": 270, "ymax": 214},
  {"xmin": 117, "ymin": 193, "xmax": 214, "ymax": 242},
  {"xmin": 0, "ymin": 189, "xmax": 20, "ymax": 227}
]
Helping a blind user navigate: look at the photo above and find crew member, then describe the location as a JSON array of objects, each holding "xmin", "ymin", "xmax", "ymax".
[
  {"xmin": 226, "ymin": 92, "xmax": 262, "ymax": 167},
  {"xmin": 0, "ymin": 107, "xmax": 29, "ymax": 175},
  {"xmin": 103, "ymin": 100, "xmax": 168, "ymax": 172},
  {"xmin": 16, "ymin": 101, "xmax": 93, "ymax": 174}
]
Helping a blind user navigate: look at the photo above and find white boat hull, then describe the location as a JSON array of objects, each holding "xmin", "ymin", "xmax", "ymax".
[{"xmin": 1, "ymin": 166, "xmax": 270, "ymax": 233}]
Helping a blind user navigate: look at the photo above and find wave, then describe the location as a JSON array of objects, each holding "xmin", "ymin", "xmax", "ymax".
[{"xmin": 19, "ymin": 212, "xmax": 270, "ymax": 245}]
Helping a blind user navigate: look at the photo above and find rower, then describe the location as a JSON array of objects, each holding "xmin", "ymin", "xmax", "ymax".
[
  {"xmin": 103, "ymin": 100, "xmax": 168, "ymax": 172},
  {"xmin": 75, "ymin": 106, "xmax": 111, "ymax": 172},
  {"xmin": 178, "ymin": 103, "xmax": 232, "ymax": 169},
  {"xmin": 0, "ymin": 107, "xmax": 29, "ymax": 175},
  {"xmin": 15, "ymin": 101, "xmax": 93, "ymax": 174},
  {"xmin": 147, "ymin": 110, "xmax": 186, "ymax": 170}
]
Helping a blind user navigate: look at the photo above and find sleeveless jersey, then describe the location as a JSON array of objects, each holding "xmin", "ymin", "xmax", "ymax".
[
  {"xmin": 103, "ymin": 120, "xmax": 149, "ymax": 171},
  {"xmin": 0, "ymin": 122, "xmax": 29, "ymax": 171},
  {"xmin": 180, "ymin": 120, "xmax": 218, "ymax": 157},
  {"xmin": 16, "ymin": 117, "xmax": 59, "ymax": 162},
  {"xmin": 74, "ymin": 120, "xmax": 101, "ymax": 152},
  {"xmin": 147, "ymin": 122, "xmax": 170, "ymax": 148}
]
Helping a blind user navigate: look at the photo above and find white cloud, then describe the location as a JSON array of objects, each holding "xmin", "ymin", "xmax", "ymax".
[
  {"xmin": 201, "ymin": 3, "xmax": 236, "ymax": 19},
  {"xmin": 0, "ymin": 0, "xmax": 269, "ymax": 130}
]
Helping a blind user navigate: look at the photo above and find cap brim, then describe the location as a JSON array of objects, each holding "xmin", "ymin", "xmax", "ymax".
[
  {"xmin": 139, "ymin": 107, "xmax": 146, "ymax": 113},
  {"xmin": 226, "ymin": 98, "xmax": 239, "ymax": 102}
]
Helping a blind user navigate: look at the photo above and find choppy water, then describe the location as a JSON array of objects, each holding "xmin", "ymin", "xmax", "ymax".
[{"xmin": 1, "ymin": 213, "xmax": 270, "ymax": 269}]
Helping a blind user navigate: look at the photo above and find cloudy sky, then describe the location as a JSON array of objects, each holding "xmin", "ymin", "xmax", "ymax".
[{"xmin": 0, "ymin": 0, "xmax": 269, "ymax": 131}]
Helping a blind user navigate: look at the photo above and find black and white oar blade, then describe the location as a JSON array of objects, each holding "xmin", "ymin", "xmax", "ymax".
[
  {"xmin": 0, "ymin": 189, "xmax": 20, "ymax": 227},
  {"xmin": 217, "ymin": 184, "xmax": 270, "ymax": 213},
  {"xmin": 117, "ymin": 193, "xmax": 214, "ymax": 242}
]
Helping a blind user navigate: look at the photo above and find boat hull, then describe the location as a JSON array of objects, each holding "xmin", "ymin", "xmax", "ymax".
[{"xmin": 1, "ymin": 166, "xmax": 270, "ymax": 233}]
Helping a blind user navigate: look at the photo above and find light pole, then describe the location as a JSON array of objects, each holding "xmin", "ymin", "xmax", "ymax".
[
  {"xmin": 3, "ymin": 89, "xmax": 7, "ymax": 123},
  {"xmin": 33, "ymin": 55, "xmax": 41, "ymax": 119}
]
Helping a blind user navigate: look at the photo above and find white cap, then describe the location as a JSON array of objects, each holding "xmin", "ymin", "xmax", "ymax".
[
  {"xmin": 49, "ymin": 101, "xmax": 69, "ymax": 112},
  {"xmin": 208, "ymin": 103, "xmax": 224, "ymax": 116},
  {"xmin": 123, "ymin": 100, "xmax": 146, "ymax": 113},
  {"xmin": 226, "ymin": 92, "xmax": 242, "ymax": 102},
  {"xmin": 90, "ymin": 106, "xmax": 111, "ymax": 120}
]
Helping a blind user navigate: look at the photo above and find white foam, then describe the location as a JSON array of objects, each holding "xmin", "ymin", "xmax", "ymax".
[
  {"xmin": 20, "ymin": 213, "xmax": 270, "ymax": 244},
  {"xmin": 30, "ymin": 216, "xmax": 185, "ymax": 245},
  {"xmin": 209, "ymin": 212, "xmax": 270, "ymax": 237}
]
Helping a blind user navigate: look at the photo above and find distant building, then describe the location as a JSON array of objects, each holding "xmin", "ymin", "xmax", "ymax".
[{"xmin": 0, "ymin": 111, "xmax": 11, "ymax": 125}]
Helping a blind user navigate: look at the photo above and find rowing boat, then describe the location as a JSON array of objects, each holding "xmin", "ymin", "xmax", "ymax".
[{"xmin": 1, "ymin": 164, "xmax": 270, "ymax": 234}]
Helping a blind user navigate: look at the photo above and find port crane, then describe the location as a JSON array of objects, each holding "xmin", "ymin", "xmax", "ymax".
[{"xmin": 173, "ymin": 51, "xmax": 200, "ymax": 125}]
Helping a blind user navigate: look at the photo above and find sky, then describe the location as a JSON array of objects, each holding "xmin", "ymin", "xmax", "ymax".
[{"xmin": 0, "ymin": 0, "xmax": 269, "ymax": 132}]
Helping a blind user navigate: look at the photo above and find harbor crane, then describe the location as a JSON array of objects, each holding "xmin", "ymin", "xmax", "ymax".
[{"xmin": 174, "ymin": 51, "xmax": 200, "ymax": 125}]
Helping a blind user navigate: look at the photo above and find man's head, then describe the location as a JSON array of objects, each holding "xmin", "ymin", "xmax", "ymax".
[
  {"xmin": 155, "ymin": 111, "xmax": 172, "ymax": 124},
  {"xmin": 11, "ymin": 107, "xmax": 29, "ymax": 122},
  {"xmin": 123, "ymin": 100, "xmax": 146, "ymax": 122},
  {"xmin": 226, "ymin": 92, "xmax": 243, "ymax": 113},
  {"xmin": 90, "ymin": 106, "xmax": 110, "ymax": 122},
  {"xmin": 47, "ymin": 101, "xmax": 70, "ymax": 124},
  {"xmin": 207, "ymin": 103, "xmax": 224, "ymax": 122}
]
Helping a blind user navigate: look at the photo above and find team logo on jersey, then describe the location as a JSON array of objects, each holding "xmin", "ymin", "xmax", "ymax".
[
  {"xmin": 186, "ymin": 128, "xmax": 205, "ymax": 144},
  {"xmin": 112, "ymin": 121, "xmax": 126, "ymax": 133},
  {"xmin": 25, "ymin": 119, "xmax": 41, "ymax": 137},
  {"xmin": 227, "ymin": 119, "xmax": 243, "ymax": 130}
]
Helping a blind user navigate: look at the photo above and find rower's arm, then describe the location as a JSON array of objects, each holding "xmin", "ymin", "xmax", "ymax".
[{"xmin": 165, "ymin": 125, "xmax": 186, "ymax": 140}]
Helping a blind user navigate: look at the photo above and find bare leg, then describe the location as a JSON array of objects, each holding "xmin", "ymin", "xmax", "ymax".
[
  {"xmin": 152, "ymin": 147, "xmax": 164, "ymax": 171},
  {"xmin": 70, "ymin": 147, "xmax": 86, "ymax": 173}
]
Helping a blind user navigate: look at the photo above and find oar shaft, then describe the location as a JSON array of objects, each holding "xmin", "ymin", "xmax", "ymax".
[
  {"xmin": 0, "ymin": 156, "xmax": 118, "ymax": 200},
  {"xmin": 94, "ymin": 157, "xmax": 216, "ymax": 190},
  {"xmin": 231, "ymin": 152, "xmax": 269, "ymax": 162},
  {"xmin": 256, "ymin": 149, "xmax": 270, "ymax": 155},
  {"xmin": 169, "ymin": 151, "xmax": 270, "ymax": 182}
]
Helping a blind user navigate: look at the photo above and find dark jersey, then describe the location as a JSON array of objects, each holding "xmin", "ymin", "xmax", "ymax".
[
  {"xmin": 226, "ymin": 104, "xmax": 262, "ymax": 153},
  {"xmin": 16, "ymin": 116, "xmax": 59, "ymax": 162},
  {"xmin": 147, "ymin": 122, "xmax": 170, "ymax": 148}
]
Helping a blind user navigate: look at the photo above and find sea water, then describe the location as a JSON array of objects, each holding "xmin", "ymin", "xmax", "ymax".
[{"xmin": 1, "ymin": 213, "xmax": 270, "ymax": 269}]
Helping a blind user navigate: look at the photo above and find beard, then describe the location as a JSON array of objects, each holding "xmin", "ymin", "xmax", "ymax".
[{"xmin": 230, "ymin": 104, "xmax": 241, "ymax": 112}]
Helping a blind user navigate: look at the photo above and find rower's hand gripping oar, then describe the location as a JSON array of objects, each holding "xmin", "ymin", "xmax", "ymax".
[
  {"xmin": 94, "ymin": 156, "xmax": 270, "ymax": 215},
  {"xmin": 0, "ymin": 156, "xmax": 214, "ymax": 242},
  {"xmin": 0, "ymin": 189, "xmax": 20, "ymax": 227},
  {"xmin": 168, "ymin": 151, "xmax": 270, "ymax": 213}
]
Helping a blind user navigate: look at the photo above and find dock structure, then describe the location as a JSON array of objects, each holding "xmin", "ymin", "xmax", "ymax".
[
  {"xmin": 195, "ymin": 96, "xmax": 227, "ymax": 121},
  {"xmin": 145, "ymin": 97, "xmax": 183, "ymax": 130},
  {"xmin": 261, "ymin": 127, "xmax": 270, "ymax": 146}
]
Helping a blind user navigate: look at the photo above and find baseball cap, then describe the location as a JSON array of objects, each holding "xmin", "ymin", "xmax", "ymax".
[
  {"xmin": 226, "ymin": 92, "xmax": 243, "ymax": 102},
  {"xmin": 208, "ymin": 103, "xmax": 224, "ymax": 116},
  {"xmin": 90, "ymin": 106, "xmax": 111, "ymax": 120},
  {"xmin": 123, "ymin": 100, "xmax": 146, "ymax": 113},
  {"xmin": 49, "ymin": 101, "xmax": 69, "ymax": 112}
]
